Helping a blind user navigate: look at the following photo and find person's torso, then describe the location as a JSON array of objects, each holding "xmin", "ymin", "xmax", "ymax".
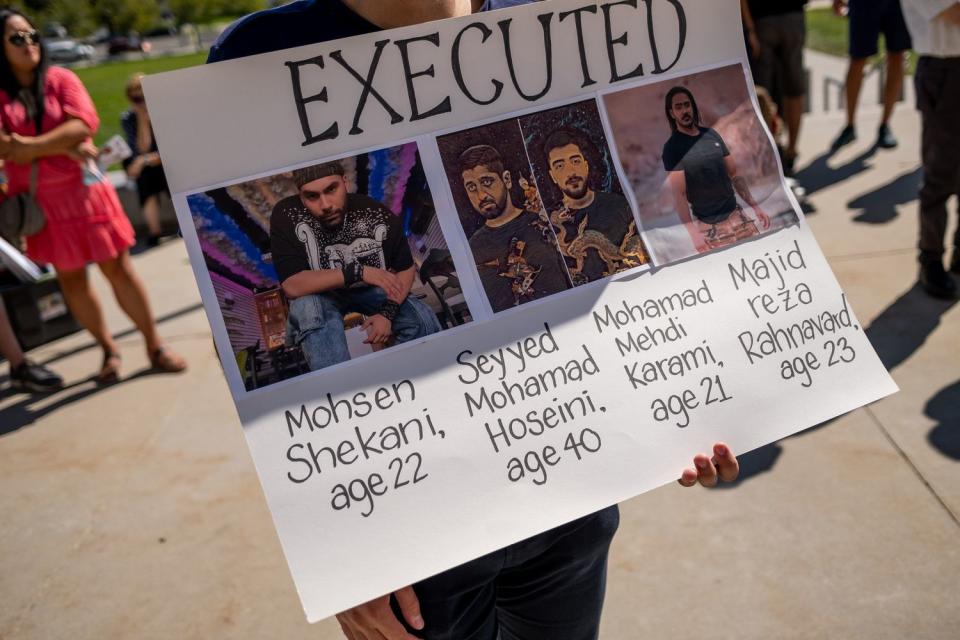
[
  {"xmin": 470, "ymin": 210, "xmax": 571, "ymax": 311},
  {"xmin": 208, "ymin": 0, "xmax": 539, "ymax": 62},
  {"xmin": 0, "ymin": 68, "xmax": 89, "ymax": 192},
  {"xmin": 559, "ymin": 191, "xmax": 633, "ymax": 282},
  {"xmin": 748, "ymin": 0, "xmax": 807, "ymax": 20},
  {"xmin": 278, "ymin": 193, "xmax": 397, "ymax": 272},
  {"xmin": 666, "ymin": 129, "xmax": 736, "ymax": 222}
]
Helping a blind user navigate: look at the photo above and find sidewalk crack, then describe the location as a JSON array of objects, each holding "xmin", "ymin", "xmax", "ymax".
[{"xmin": 865, "ymin": 405, "xmax": 960, "ymax": 529}]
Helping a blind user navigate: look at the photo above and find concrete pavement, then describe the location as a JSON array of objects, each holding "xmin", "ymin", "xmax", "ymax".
[{"xmin": 2, "ymin": 63, "xmax": 959, "ymax": 639}]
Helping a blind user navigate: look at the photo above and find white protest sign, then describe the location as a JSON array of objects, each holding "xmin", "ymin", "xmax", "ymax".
[{"xmin": 144, "ymin": 0, "xmax": 897, "ymax": 623}]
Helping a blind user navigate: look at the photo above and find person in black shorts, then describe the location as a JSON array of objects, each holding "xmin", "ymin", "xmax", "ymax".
[
  {"xmin": 543, "ymin": 129, "xmax": 647, "ymax": 284},
  {"xmin": 458, "ymin": 144, "xmax": 572, "ymax": 312},
  {"xmin": 831, "ymin": 0, "xmax": 913, "ymax": 151},
  {"xmin": 121, "ymin": 73, "xmax": 169, "ymax": 248},
  {"xmin": 742, "ymin": 0, "xmax": 808, "ymax": 175},
  {"xmin": 662, "ymin": 86, "xmax": 771, "ymax": 254}
]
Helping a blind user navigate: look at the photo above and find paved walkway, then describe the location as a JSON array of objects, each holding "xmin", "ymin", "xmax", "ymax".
[{"xmin": 2, "ymin": 58, "xmax": 958, "ymax": 639}]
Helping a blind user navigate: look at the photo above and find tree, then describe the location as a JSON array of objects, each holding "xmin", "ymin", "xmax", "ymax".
[
  {"xmin": 39, "ymin": 0, "xmax": 96, "ymax": 38},
  {"xmin": 92, "ymin": 0, "xmax": 160, "ymax": 35}
]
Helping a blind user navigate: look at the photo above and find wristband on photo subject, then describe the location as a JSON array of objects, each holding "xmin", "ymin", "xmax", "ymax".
[
  {"xmin": 342, "ymin": 261, "xmax": 364, "ymax": 287},
  {"xmin": 378, "ymin": 299, "xmax": 400, "ymax": 322}
]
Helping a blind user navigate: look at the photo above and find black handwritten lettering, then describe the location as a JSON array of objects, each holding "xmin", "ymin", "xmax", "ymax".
[
  {"xmin": 498, "ymin": 13, "xmax": 556, "ymax": 101},
  {"xmin": 285, "ymin": 56, "xmax": 338, "ymax": 145},
  {"xmin": 330, "ymin": 40, "xmax": 405, "ymax": 135},
  {"xmin": 602, "ymin": 0, "xmax": 644, "ymax": 83},
  {"xmin": 395, "ymin": 32, "xmax": 452, "ymax": 121},
  {"xmin": 559, "ymin": 5, "xmax": 599, "ymax": 87},
  {"xmin": 452, "ymin": 22, "xmax": 505, "ymax": 105}
]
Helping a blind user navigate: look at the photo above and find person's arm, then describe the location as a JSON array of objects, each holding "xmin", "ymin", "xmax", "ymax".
[
  {"xmin": 281, "ymin": 266, "xmax": 405, "ymax": 300},
  {"xmin": 336, "ymin": 585, "xmax": 424, "ymax": 640},
  {"xmin": 668, "ymin": 170, "xmax": 707, "ymax": 252},
  {"xmin": 724, "ymin": 155, "xmax": 771, "ymax": 230},
  {"xmin": 361, "ymin": 264, "xmax": 416, "ymax": 345},
  {"xmin": 0, "ymin": 118, "xmax": 91, "ymax": 164},
  {"xmin": 391, "ymin": 264, "xmax": 416, "ymax": 303},
  {"xmin": 280, "ymin": 269, "xmax": 347, "ymax": 299}
]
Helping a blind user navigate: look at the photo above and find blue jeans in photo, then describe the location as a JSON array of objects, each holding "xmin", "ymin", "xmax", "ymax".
[{"xmin": 287, "ymin": 286, "xmax": 441, "ymax": 371}]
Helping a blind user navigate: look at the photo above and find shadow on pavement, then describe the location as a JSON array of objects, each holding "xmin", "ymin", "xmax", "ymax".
[
  {"xmin": 0, "ymin": 366, "xmax": 169, "ymax": 437},
  {"xmin": 0, "ymin": 302, "xmax": 204, "ymax": 436},
  {"xmin": 926, "ymin": 380, "xmax": 960, "ymax": 460},
  {"xmin": 849, "ymin": 168, "xmax": 923, "ymax": 225},
  {"xmin": 717, "ymin": 283, "xmax": 957, "ymax": 488},
  {"xmin": 794, "ymin": 146, "xmax": 878, "ymax": 197},
  {"xmin": 36, "ymin": 302, "xmax": 204, "ymax": 368}
]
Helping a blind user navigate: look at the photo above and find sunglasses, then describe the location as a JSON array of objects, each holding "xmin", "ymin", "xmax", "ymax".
[
  {"xmin": 8, "ymin": 30, "xmax": 40, "ymax": 47},
  {"xmin": 128, "ymin": 94, "xmax": 145, "ymax": 104}
]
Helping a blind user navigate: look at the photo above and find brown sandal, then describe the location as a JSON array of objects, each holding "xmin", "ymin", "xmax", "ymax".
[
  {"xmin": 149, "ymin": 346, "xmax": 187, "ymax": 373},
  {"xmin": 97, "ymin": 350, "xmax": 122, "ymax": 386}
]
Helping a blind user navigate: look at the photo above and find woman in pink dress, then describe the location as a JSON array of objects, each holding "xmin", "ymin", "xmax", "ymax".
[{"xmin": 0, "ymin": 9, "xmax": 185, "ymax": 383}]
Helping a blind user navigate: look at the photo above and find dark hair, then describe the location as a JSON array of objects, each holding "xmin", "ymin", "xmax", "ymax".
[
  {"xmin": 458, "ymin": 144, "xmax": 505, "ymax": 176},
  {"xmin": 0, "ymin": 8, "xmax": 47, "ymax": 133},
  {"xmin": 664, "ymin": 86, "xmax": 700, "ymax": 132},
  {"xmin": 542, "ymin": 128, "xmax": 589, "ymax": 162}
]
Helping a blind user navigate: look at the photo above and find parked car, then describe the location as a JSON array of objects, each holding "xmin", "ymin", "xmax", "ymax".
[
  {"xmin": 45, "ymin": 39, "xmax": 95, "ymax": 63},
  {"xmin": 107, "ymin": 33, "xmax": 149, "ymax": 56}
]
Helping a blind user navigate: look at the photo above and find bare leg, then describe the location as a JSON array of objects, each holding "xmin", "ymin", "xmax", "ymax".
[
  {"xmin": 57, "ymin": 266, "xmax": 119, "ymax": 354},
  {"xmin": 96, "ymin": 252, "xmax": 161, "ymax": 353},
  {"xmin": 142, "ymin": 194, "xmax": 162, "ymax": 238},
  {"xmin": 882, "ymin": 51, "xmax": 905, "ymax": 125},
  {"xmin": 845, "ymin": 57, "xmax": 868, "ymax": 127},
  {"xmin": 783, "ymin": 96, "xmax": 804, "ymax": 158},
  {"xmin": 0, "ymin": 302, "xmax": 25, "ymax": 368}
]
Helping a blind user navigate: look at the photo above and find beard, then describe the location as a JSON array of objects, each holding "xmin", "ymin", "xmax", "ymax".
[
  {"xmin": 315, "ymin": 207, "xmax": 345, "ymax": 229},
  {"xmin": 475, "ymin": 193, "xmax": 507, "ymax": 219},
  {"xmin": 561, "ymin": 176, "xmax": 589, "ymax": 200}
]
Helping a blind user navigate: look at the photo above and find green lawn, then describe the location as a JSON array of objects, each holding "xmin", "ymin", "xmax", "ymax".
[{"xmin": 74, "ymin": 52, "xmax": 208, "ymax": 149}]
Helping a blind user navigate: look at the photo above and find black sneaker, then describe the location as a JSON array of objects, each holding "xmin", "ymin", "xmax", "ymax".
[
  {"xmin": 9, "ymin": 359, "xmax": 64, "ymax": 393},
  {"xmin": 876, "ymin": 123, "xmax": 898, "ymax": 149},
  {"xmin": 919, "ymin": 261, "xmax": 959, "ymax": 299},
  {"xmin": 831, "ymin": 125, "xmax": 856, "ymax": 151}
]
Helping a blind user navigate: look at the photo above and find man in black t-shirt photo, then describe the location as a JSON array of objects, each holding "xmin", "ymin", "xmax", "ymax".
[
  {"xmin": 662, "ymin": 86, "xmax": 771, "ymax": 253},
  {"xmin": 270, "ymin": 161, "xmax": 441, "ymax": 372},
  {"xmin": 543, "ymin": 129, "xmax": 647, "ymax": 284},
  {"xmin": 458, "ymin": 144, "xmax": 572, "ymax": 312}
]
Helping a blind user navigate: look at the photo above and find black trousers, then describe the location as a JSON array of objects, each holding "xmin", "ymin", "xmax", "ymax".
[
  {"xmin": 916, "ymin": 56, "xmax": 960, "ymax": 262},
  {"xmin": 395, "ymin": 506, "xmax": 620, "ymax": 640}
]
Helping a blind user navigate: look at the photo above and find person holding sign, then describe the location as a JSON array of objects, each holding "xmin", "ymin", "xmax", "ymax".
[
  {"xmin": 459, "ymin": 144, "xmax": 572, "ymax": 312},
  {"xmin": 212, "ymin": 2, "xmax": 742, "ymax": 639},
  {"xmin": 662, "ymin": 86, "xmax": 771, "ymax": 254},
  {"xmin": 270, "ymin": 162, "xmax": 441, "ymax": 371}
]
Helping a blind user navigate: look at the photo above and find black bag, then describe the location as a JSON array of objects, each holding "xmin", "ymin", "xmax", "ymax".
[{"xmin": 0, "ymin": 163, "xmax": 44, "ymax": 242}]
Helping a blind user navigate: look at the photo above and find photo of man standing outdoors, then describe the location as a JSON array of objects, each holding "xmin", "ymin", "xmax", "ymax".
[
  {"xmin": 270, "ymin": 162, "xmax": 440, "ymax": 371},
  {"xmin": 662, "ymin": 86, "xmax": 771, "ymax": 253}
]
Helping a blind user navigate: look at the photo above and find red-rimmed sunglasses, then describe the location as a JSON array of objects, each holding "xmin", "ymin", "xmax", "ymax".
[{"xmin": 8, "ymin": 30, "xmax": 40, "ymax": 47}]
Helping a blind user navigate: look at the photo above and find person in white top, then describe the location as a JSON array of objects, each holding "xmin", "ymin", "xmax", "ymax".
[{"xmin": 900, "ymin": 0, "xmax": 960, "ymax": 298}]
